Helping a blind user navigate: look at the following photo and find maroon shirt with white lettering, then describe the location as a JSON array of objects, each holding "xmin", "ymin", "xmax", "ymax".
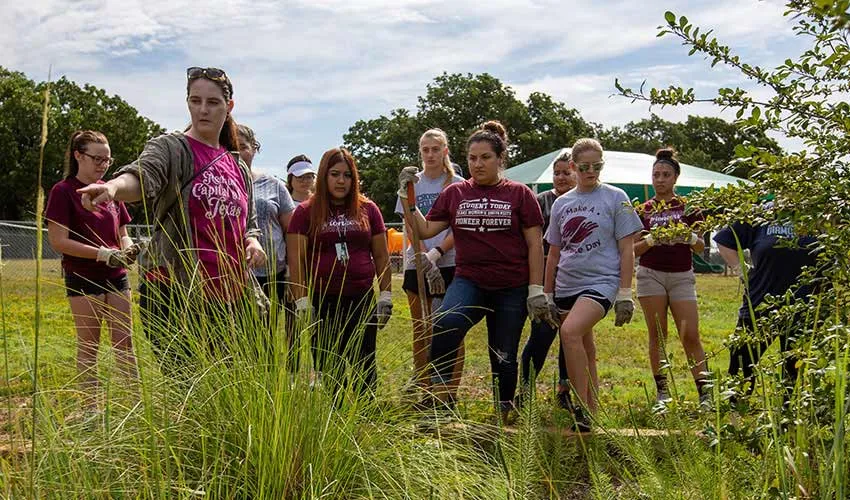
[
  {"xmin": 45, "ymin": 177, "xmax": 131, "ymax": 280},
  {"xmin": 639, "ymin": 196, "xmax": 703, "ymax": 272},
  {"xmin": 427, "ymin": 178, "xmax": 543, "ymax": 290},
  {"xmin": 287, "ymin": 199, "xmax": 386, "ymax": 296}
]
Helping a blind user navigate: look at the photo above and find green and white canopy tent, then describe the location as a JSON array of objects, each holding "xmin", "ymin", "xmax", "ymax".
[{"xmin": 504, "ymin": 148, "xmax": 745, "ymax": 201}]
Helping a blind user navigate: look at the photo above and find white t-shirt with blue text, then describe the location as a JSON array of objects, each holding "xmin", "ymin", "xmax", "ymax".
[
  {"xmin": 395, "ymin": 171, "xmax": 465, "ymax": 270},
  {"xmin": 545, "ymin": 183, "xmax": 643, "ymax": 302}
]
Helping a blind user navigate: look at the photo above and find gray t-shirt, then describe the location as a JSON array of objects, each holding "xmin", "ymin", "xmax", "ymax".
[
  {"xmin": 395, "ymin": 171, "xmax": 465, "ymax": 270},
  {"xmin": 253, "ymin": 174, "xmax": 296, "ymax": 277},
  {"xmin": 545, "ymin": 183, "xmax": 642, "ymax": 302}
]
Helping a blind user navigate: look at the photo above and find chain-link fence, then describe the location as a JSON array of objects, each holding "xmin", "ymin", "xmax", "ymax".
[{"xmin": 1, "ymin": 221, "xmax": 407, "ymax": 281}]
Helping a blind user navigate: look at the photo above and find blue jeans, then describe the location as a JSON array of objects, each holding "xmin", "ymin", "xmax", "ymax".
[
  {"xmin": 429, "ymin": 276, "xmax": 527, "ymax": 411},
  {"xmin": 520, "ymin": 320, "xmax": 568, "ymax": 387}
]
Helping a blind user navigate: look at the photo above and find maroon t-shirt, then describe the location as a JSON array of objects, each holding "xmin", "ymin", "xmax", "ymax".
[
  {"xmin": 287, "ymin": 199, "xmax": 386, "ymax": 296},
  {"xmin": 427, "ymin": 179, "xmax": 543, "ymax": 290},
  {"xmin": 639, "ymin": 196, "xmax": 703, "ymax": 272},
  {"xmin": 45, "ymin": 177, "xmax": 131, "ymax": 280}
]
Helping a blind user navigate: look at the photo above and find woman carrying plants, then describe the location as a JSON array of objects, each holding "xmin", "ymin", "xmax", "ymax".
[
  {"xmin": 545, "ymin": 138, "xmax": 643, "ymax": 431},
  {"xmin": 237, "ymin": 124, "xmax": 296, "ymax": 363},
  {"xmin": 287, "ymin": 147, "xmax": 392, "ymax": 399},
  {"xmin": 47, "ymin": 130, "xmax": 140, "ymax": 412},
  {"xmin": 395, "ymin": 128, "xmax": 466, "ymax": 398},
  {"xmin": 634, "ymin": 147, "xmax": 711, "ymax": 408},
  {"xmin": 77, "ymin": 67, "xmax": 267, "ymax": 375},
  {"xmin": 399, "ymin": 120, "xmax": 552, "ymax": 424},
  {"xmin": 518, "ymin": 150, "xmax": 577, "ymax": 410}
]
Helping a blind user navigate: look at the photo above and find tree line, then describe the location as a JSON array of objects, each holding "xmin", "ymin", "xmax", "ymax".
[{"xmin": 1, "ymin": 66, "xmax": 780, "ymax": 220}]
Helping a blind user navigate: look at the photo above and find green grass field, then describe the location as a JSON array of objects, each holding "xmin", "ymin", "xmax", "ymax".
[
  {"xmin": 1, "ymin": 259, "xmax": 741, "ymax": 421},
  {"xmin": 10, "ymin": 259, "xmax": 841, "ymax": 499}
]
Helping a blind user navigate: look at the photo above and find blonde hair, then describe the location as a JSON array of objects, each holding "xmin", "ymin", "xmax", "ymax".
[
  {"xmin": 419, "ymin": 128, "xmax": 456, "ymax": 187},
  {"xmin": 570, "ymin": 137, "xmax": 603, "ymax": 161}
]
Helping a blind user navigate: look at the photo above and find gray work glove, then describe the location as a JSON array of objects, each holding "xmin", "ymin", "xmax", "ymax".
[
  {"xmin": 418, "ymin": 249, "xmax": 446, "ymax": 295},
  {"xmin": 397, "ymin": 166, "xmax": 419, "ymax": 200},
  {"xmin": 546, "ymin": 294, "xmax": 561, "ymax": 329},
  {"xmin": 375, "ymin": 291, "xmax": 393, "ymax": 329},
  {"xmin": 96, "ymin": 246, "xmax": 133, "ymax": 268},
  {"xmin": 294, "ymin": 296, "xmax": 315, "ymax": 324},
  {"xmin": 614, "ymin": 288, "xmax": 634, "ymax": 327},
  {"xmin": 527, "ymin": 285, "xmax": 556, "ymax": 327}
]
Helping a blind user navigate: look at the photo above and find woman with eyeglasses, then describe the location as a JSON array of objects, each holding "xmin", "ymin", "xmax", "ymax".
[
  {"xmin": 77, "ymin": 67, "xmax": 267, "ymax": 374},
  {"xmin": 545, "ymin": 138, "xmax": 643, "ymax": 431},
  {"xmin": 395, "ymin": 128, "xmax": 466, "ymax": 399},
  {"xmin": 46, "ymin": 130, "xmax": 139, "ymax": 413},
  {"xmin": 399, "ymin": 120, "xmax": 551, "ymax": 424},
  {"xmin": 286, "ymin": 155, "xmax": 316, "ymax": 205},
  {"xmin": 634, "ymin": 148, "xmax": 710, "ymax": 409},
  {"xmin": 287, "ymin": 147, "xmax": 391, "ymax": 399}
]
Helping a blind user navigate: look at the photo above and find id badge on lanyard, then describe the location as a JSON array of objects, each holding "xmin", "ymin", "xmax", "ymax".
[{"xmin": 335, "ymin": 221, "xmax": 349, "ymax": 263}]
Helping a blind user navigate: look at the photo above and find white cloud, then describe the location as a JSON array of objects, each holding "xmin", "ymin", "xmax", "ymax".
[{"xmin": 0, "ymin": 0, "xmax": 807, "ymax": 161}]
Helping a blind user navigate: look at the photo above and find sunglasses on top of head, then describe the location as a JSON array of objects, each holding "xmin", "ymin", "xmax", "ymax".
[
  {"xmin": 187, "ymin": 67, "xmax": 228, "ymax": 81},
  {"xmin": 575, "ymin": 160, "xmax": 605, "ymax": 173}
]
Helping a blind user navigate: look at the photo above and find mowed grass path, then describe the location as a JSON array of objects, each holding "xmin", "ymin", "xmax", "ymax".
[{"xmin": 1, "ymin": 259, "xmax": 741, "ymax": 423}]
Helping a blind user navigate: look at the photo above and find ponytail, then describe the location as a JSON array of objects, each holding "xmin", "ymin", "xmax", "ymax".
[{"xmin": 220, "ymin": 114, "xmax": 240, "ymax": 153}]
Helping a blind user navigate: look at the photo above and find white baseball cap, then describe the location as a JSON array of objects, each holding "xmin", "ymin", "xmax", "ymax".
[{"xmin": 288, "ymin": 160, "xmax": 316, "ymax": 177}]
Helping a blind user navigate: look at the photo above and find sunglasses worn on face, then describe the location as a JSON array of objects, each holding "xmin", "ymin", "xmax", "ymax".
[
  {"xmin": 576, "ymin": 160, "xmax": 605, "ymax": 173},
  {"xmin": 79, "ymin": 151, "xmax": 114, "ymax": 166}
]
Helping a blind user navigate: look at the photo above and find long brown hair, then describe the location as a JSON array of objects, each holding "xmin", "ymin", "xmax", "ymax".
[
  {"xmin": 65, "ymin": 130, "xmax": 108, "ymax": 179},
  {"xmin": 307, "ymin": 147, "xmax": 368, "ymax": 235}
]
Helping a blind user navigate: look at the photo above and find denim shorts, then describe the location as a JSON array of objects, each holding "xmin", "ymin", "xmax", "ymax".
[{"xmin": 64, "ymin": 273, "xmax": 130, "ymax": 297}]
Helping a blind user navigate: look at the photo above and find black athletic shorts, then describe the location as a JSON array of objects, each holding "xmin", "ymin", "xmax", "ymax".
[
  {"xmin": 64, "ymin": 273, "xmax": 130, "ymax": 298},
  {"xmin": 401, "ymin": 266, "xmax": 456, "ymax": 298},
  {"xmin": 554, "ymin": 289, "xmax": 612, "ymax": 315}
]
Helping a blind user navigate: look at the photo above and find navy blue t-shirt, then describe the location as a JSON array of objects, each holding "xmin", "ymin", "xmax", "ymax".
[{"xmin": 714, "ymin": 221, "xmax": 818, "ymax": 320}]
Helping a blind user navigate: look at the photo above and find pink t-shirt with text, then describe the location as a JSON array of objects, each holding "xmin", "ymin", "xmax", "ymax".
[
  {"xmin": 427, "ymin": 179, "xmax": 543, "ymax": 290},
  {"xmin": 45, "ymin": 177, "xmax": 131, "ymax": 280},
  {"xmin": 287, "ymin": 200, "xmax": 386, "ymax": 296},
  {"xmin": 186, "ymin": 136, "xmax": 249, "ymax": 297}
]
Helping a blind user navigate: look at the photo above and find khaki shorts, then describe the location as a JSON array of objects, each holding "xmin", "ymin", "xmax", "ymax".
[{"xmin": 636, "ymin": 266, "xmax": 697, "ymax": 301}]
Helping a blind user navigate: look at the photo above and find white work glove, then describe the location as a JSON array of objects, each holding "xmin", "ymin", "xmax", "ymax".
[
  {"xmin": 425, "ymin": 248, "xmax": 441, "ymax": 266},
  {"xmin": 397, "ymin": 166, "xmax": 419, "ymax": 200},
  {"xmin": 527, "ymin": 285, "xmax": 555, "ymax": 327},
  {"xmin": 644, "ymin": 233, "xmax": 673, "ymax": 247},
  {"xmin": 613, "ymin": 288, "xmax": 634, "ymax": 327},
  {"xmin": 96, "ymin": 246, "xmax": 132, "ymax": 268},
  {"xmin": 375, "ymin": 291, "xmax": 393, "ymax": 329},
  {"xmin": 294, "ymin": 296, "xmax": 314, "ymax": 323}
]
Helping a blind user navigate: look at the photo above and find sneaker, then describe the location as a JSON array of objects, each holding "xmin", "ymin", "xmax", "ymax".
[
  {"xmin": 556, "ymin": 389, "xmax": 572, "ymax": 411},
  {"xmin": 656, "ymin": 387, "xmax": 672, "ymax": 404},
  {"xmin": 571, "ymin": 407, "xmax": 591, "ymax": 433}
]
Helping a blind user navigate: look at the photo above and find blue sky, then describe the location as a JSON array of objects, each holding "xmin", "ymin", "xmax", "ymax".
[{"xmin": 1, "ymin": 0, "xmax": 805, "ymax": 179}]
